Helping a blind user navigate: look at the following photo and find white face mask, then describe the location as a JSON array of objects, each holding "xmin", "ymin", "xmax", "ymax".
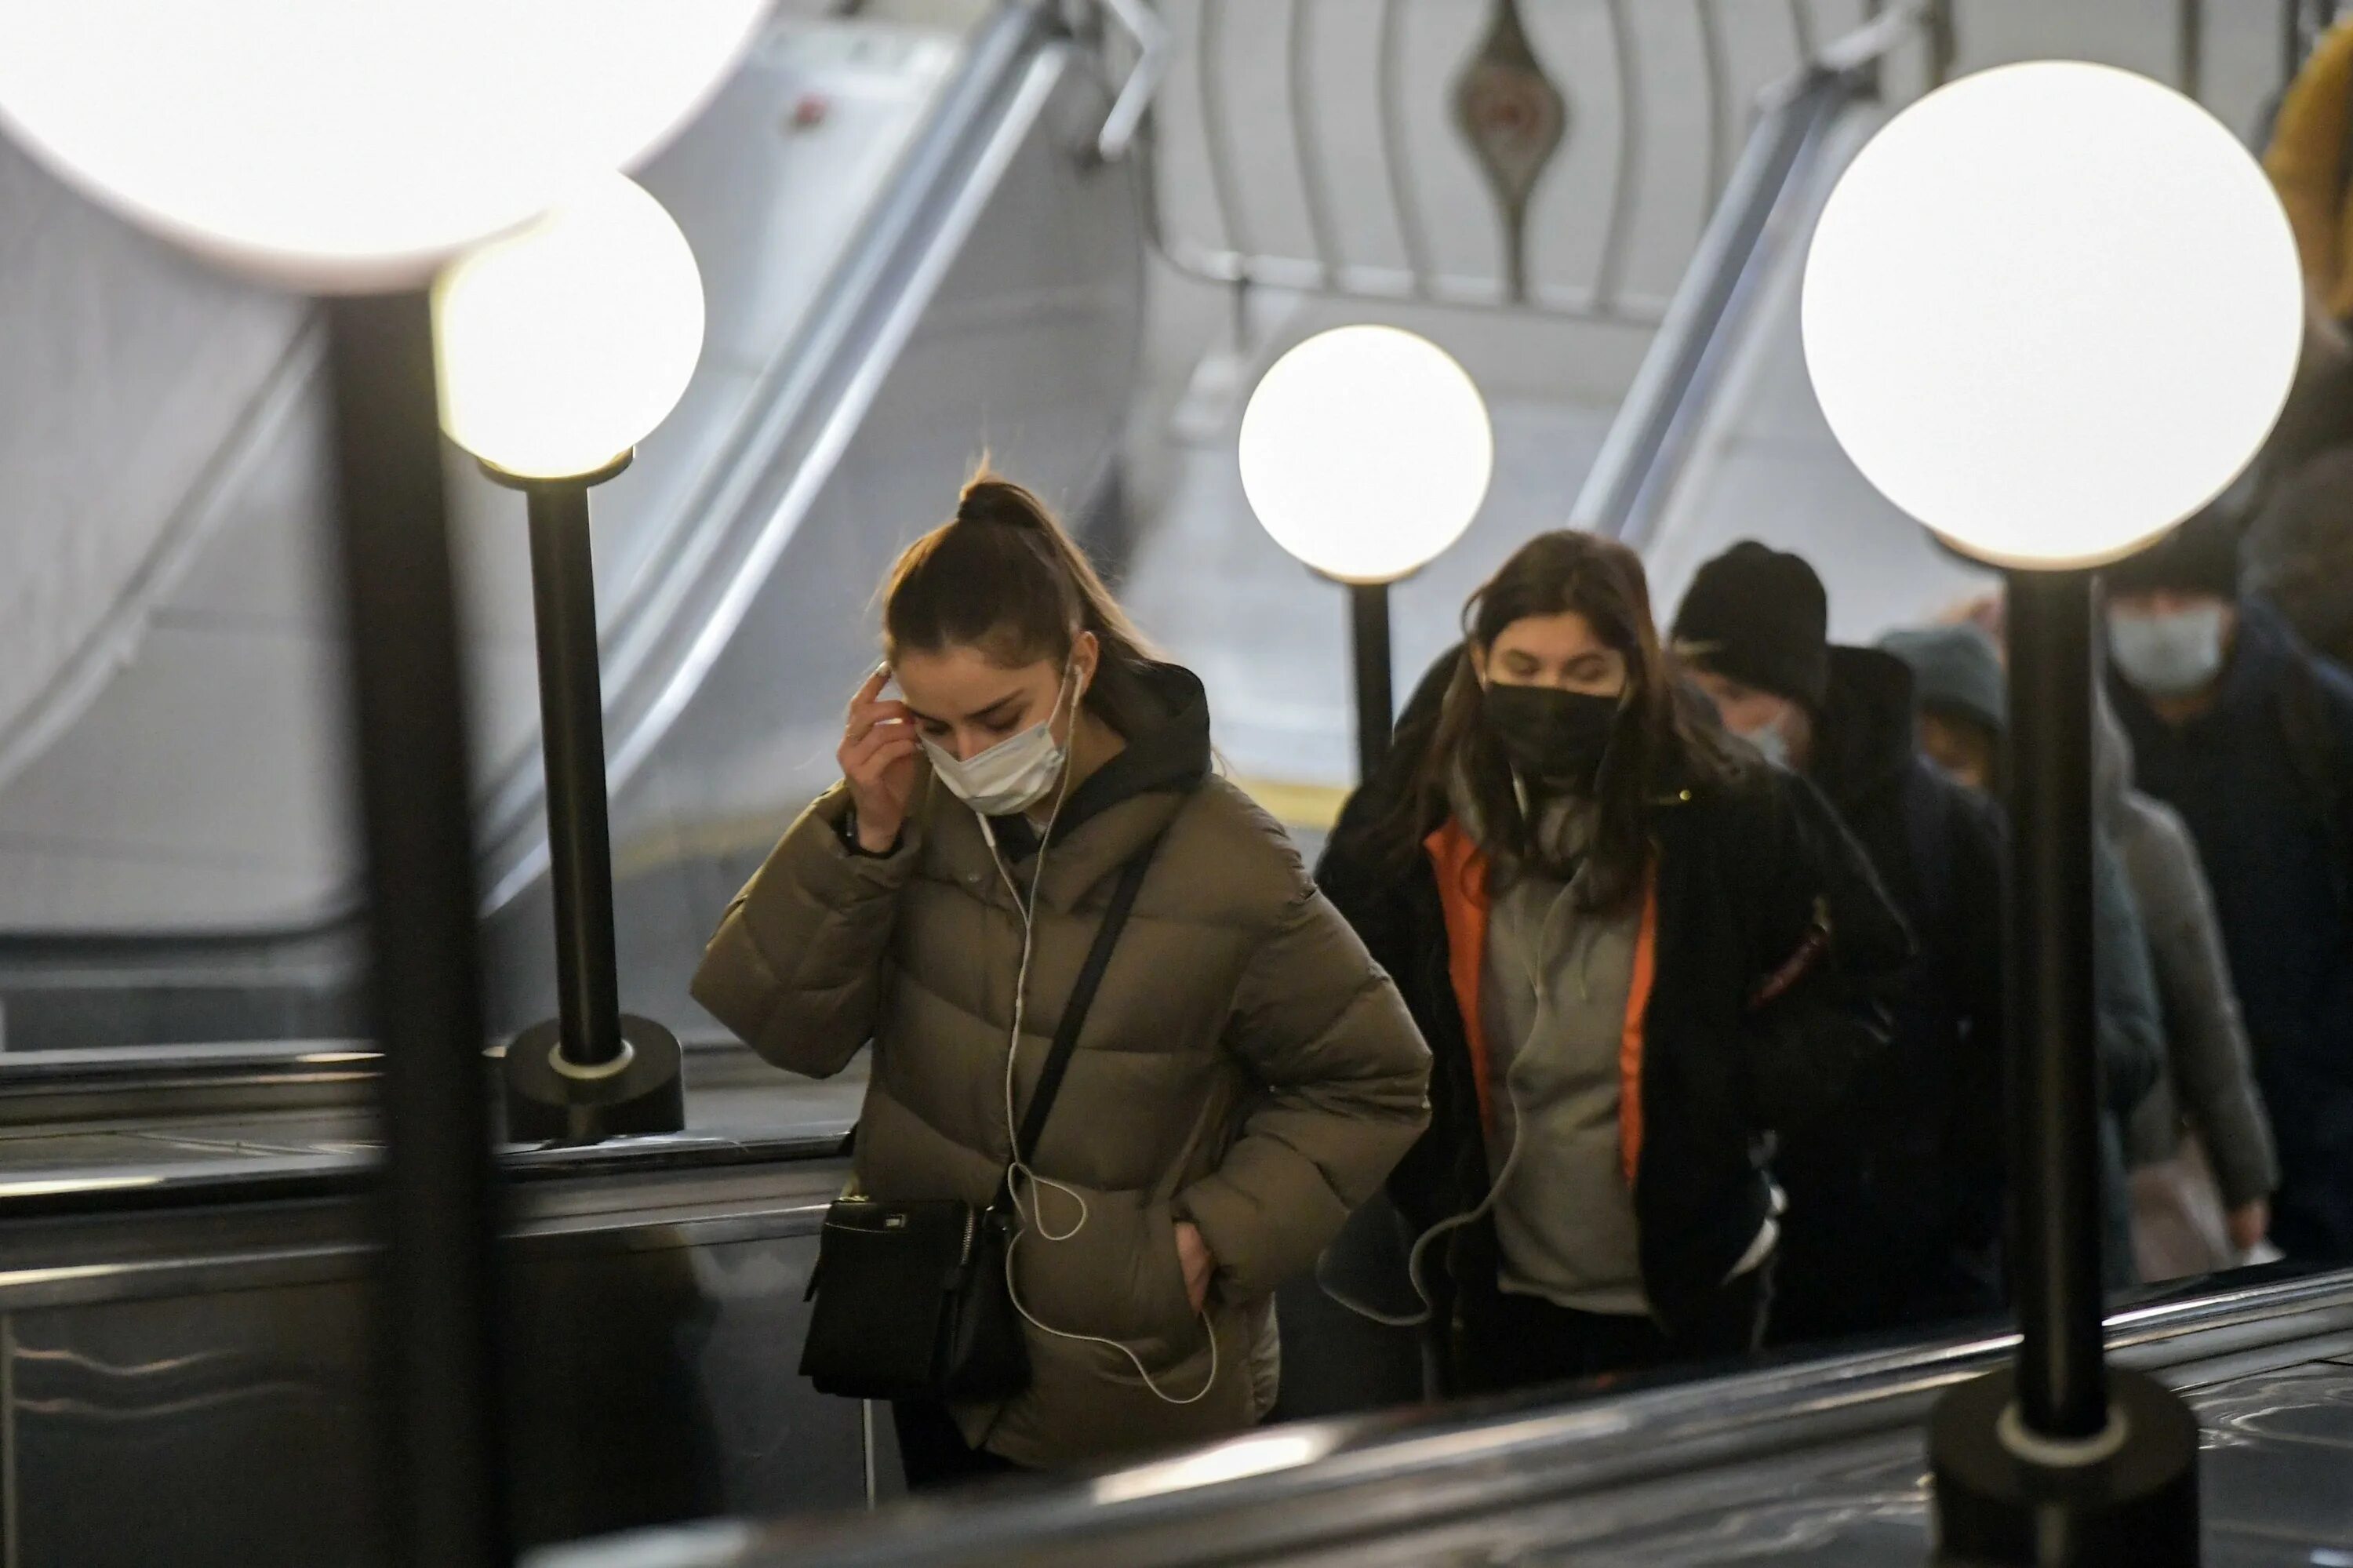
[
  {"xmin": 2108, "ymin": 604, "xmax": 2228, "ymax": 699},
  {"xmin": 1737, "ymin": 718, "xmax": 1792, "ymax": 770},
  {"xmin": 921, "ymin": 668, "xmax": 1077, "ymax": 817}
]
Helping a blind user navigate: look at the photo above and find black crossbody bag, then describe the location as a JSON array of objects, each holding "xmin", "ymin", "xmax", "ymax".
[{"xmin": 798, "ymin": 834, "xmax": 1161, "ymax": 1404}]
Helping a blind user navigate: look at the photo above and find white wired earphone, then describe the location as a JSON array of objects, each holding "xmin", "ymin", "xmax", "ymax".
[
  {"xmin": 1315, "ymin": 1046, "xmax": 1541, "ymax": 1330},
  {"xmin": 1318, "ymin": 788, "xmax": 1590, "ymax": 1331},
  {"xmin": 979, "ymin": 663, "xmax": 1220, "ymax": 1406}
]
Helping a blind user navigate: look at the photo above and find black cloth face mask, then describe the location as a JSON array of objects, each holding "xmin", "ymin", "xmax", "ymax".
[{"xmin": 1481, "ymin": 682, "xmax": 1620, "ymax": 794}]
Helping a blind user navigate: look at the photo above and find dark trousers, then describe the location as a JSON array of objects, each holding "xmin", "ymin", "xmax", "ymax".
[
  {"xmin": 891, "ymin": 1399, "xmax": 1024, "ymax": 1493},
  {"xmin": 1453, "ymin": 1266, "xmax": 1770, "ymax": 1396}
]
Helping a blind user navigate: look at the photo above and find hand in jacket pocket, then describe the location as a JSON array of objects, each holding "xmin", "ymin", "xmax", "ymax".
[
  {"xmin": 1175, "ymin": 1221, "xmax": 1215, "ymax": 1313},
  {"xmin": 2228, "ymin": 1199, "xmax": 2270, "ymax": 1255}
]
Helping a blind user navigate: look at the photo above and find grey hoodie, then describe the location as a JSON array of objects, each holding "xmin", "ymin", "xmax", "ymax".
[{"xmin": 2093, "ymin": 699, "xmax": 2281, "ymax": 1208}]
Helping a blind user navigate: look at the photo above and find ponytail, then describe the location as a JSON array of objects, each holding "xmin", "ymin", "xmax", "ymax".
[{"xmin": 882, "ymin": 471, "xmax": 1160, "ymax": 734}]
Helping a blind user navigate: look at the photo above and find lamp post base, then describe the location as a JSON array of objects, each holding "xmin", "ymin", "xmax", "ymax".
[
  {"xmin": 501, "ymin": 1014, "xmax": 685, "ymax": 1144},
  {"xmin": 1929, "ymin": 1364, "xmax": 2199, "ymax": 1566}
]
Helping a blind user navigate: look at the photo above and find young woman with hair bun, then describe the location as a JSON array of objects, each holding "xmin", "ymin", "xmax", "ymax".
[{"xmin": 693, "ymin": 473, "xmax": 1430, "ymax": 1487}]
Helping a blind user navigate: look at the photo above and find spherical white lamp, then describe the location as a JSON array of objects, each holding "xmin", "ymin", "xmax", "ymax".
[
  {"xmin": 1238, "ymin": 325, "xmax": 1494, "ymax": 586},
  {"xmin": 0, "ymin": 0, "xmax": 767, "ymax": 292},
  {"xmin": 434, "ymin": 173, "xmax": 706, "ymax": 482},
  {"xmin": 1802, "ymin": 63, "xmax": 2293, "ymax": 1548},
  {"xmin": 1802, "ymin": 60, "xmax": 2301, "ymax": 569},
  {"xmin": 1237, "ymin": 324, "xmax": 1493, "ymax": 780}
]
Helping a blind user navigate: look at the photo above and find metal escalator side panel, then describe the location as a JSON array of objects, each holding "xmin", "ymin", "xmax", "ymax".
[
  {"xmin": 0, "ymin": 1151, "xmax": 858, "ymax": 1558},
  {"xmin": 1631, "ymin": 96, "xmax": 1992, "ymax": 643},
  {"xmin": 1569, "ymin": 68, "xmax": 1864, "ymax": 549}
]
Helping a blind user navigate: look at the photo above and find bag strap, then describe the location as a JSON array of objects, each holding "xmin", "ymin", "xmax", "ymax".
[{"xmin": 1012, "ymin": 831, "xmax": 1165, "ymax": 1169}]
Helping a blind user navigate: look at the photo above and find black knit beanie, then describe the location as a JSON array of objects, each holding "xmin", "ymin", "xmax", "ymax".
[
  {"xmin": 2103, "ymin": 508, "xmax": 2242, "ymax": 600},
  {"xmin": 1670, "ymin": 540, "xmax": 1831, "ymax": 709}
]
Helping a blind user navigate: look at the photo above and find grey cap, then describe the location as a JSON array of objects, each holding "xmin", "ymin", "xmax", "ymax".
[{"xmin": 1878, "ymin": 624, "xmax": 2006, "ymax": 736}]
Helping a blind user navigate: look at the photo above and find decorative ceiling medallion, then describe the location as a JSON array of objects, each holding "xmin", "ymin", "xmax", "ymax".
[{"xmin": 1452, "ymin": 0, "xmax": 1568, "ymax": 300}]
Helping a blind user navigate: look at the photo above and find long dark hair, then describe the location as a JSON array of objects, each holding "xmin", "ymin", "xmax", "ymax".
[
  {"xmin": 1391, "ymin": 530, "xmax": 1740, "ymax": 915},
  {"xmin": 881, "ymin": 471, "xmax": 1160, "ymax": 734}
]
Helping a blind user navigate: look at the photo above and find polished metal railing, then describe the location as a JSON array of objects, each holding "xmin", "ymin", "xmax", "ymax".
[
  {"xmin": 1568, "ymin": 67, "xmax": 1859, "ymax": 544},
  {"xmin": 1570, "ymin": 0, "xmax": 1938, "ymax": 544},
  {"xmin": 529, "ymin": 1263, "xmax": 2353, "ymax": 1568},
  {"xmin": 1575, "ymin": 0, "xmax": 2319, "ymax": 550},
  {"xmin": 1120, "ymin": 0, "xmax": 2320, "ymax": 328}
]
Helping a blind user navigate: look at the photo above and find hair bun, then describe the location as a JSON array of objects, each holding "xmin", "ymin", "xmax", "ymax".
[{"xmin": 955, "ymin": 478, "xmax": 1027, "ymax": 529}]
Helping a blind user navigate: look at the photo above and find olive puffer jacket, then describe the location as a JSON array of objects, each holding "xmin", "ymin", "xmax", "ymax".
[{"xmin": 691, "ymin": 663, "xmax": 1431, "ymax": 1469}]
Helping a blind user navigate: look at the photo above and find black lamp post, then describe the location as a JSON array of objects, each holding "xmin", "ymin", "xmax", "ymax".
[
  {"xmin": 434, "ymin": 173, "xmax": 707, "ymax": 1144},
  {"xmin": 326, "ymin": 290, "xmax": 516, "ymax": 1568},
  {"xmin": 1349, "ymin": 581, "xmax": 1396, "ymax": 780},
  {"xmin": 1926, "ymin": 569, "xmax": 2199, "ymax": 1562},
  {"xmin": 485, "ymin": 457, "xmax": 684, "ymax": 1144},
  {"xmin": 1795, "ymin": 58, "xmax": 2308, "ymax": 1568},
  {"xmin": 1998, "ymin": 571, "xmax": 2111, "ymax": 1444}
]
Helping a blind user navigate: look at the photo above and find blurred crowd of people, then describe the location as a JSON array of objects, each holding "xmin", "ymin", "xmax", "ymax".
[
  {"xmin": 686, "ymin": 37, "xmax": 2353, "ymax": 1482},
  {"xmin": 1320, "ymin": 520, "xmax": 2339, "ymax": 1405},
  {"xmin": 699, "ymin": 455, "xmax": 2353, "ymax": 1488}
]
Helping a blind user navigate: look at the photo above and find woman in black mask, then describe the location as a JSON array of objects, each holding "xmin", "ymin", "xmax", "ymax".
[{"xmin": 1315, "ymin": 530, "xmax": 1908, "ymax": 1394}]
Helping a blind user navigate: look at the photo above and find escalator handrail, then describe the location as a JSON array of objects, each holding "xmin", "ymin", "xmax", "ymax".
[
  {"xmin": 1585, "ymin": 0, "xmax": 2314, "ymax": 555},
  {"xmin": 1569, "ymin": 2, "xmax": 1931, "ymax": 548},
  {"xmin": 0, "ymin": 1034, "xmax": 763, "ymax": 1111},
  {"xmin": 541, "ymin": 1262, "xmax": 2353, "ymax": 1568},
  {"xmin": 0, "ymin": 1127, "xmax": 853, "ymax": 1224}
]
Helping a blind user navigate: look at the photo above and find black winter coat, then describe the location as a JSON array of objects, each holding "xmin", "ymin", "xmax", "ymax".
[
  {"xmin": 2114, "ymin": 599, "xmax": 2353, "ymax": 1260},
  {"xmin": 1774, "ymin": 648, "xmax": 2162, "ymax": 1337},
  {"xmin": 1769, "ymin": 647, "xmax": 2008, "ymax": 1338},
  {"xmin": 1315, "ymin": 651, "xmax": 1911, "ymax": 1351}
]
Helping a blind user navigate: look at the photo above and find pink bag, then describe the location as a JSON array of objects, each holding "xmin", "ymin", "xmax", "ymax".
[{"xmin": 2129, "ymin": 1137, "xmax": 2233, "ymax": 1282}]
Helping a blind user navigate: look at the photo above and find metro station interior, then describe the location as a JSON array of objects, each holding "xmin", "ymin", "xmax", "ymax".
[{"xmin": 8, "ymin": 2, "xmax": 2353, "ymax": 1565}]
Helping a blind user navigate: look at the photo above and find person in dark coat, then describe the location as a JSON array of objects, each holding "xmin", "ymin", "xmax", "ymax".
[
  {"xmin": 2243, "ymin": 444, "xmax": 2353, "ymax": 671},
  {"xmin": 1313, "ymin": 531, "xmax": 1911, "ymax": 1396},
  {"xmin": 2107, "ymin": 510, "xmax": 2353, "ymax": 1264},
  {"xmin": 1877, "ymin": 624, "xmax": 2008, "ymax": 794},
  {"xmin": 2093, "ymin": 697, "xmax": 2280, "ymax": 1278},
  {"xmin": 1671, "ymin": 545, "xmax": 2162, "ymax": 1337},
  {"xmin": 1868, "ymin": 618, "xmax": 2167, "ymax": 1295},
  {"xmin": 1669, "ymin": 546, "xmax": 2006, "ymax": 1337}
]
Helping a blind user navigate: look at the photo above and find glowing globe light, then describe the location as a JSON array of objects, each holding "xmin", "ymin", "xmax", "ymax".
[
  {"xmin": 434, "ymin": 174, "xmax": 705, "ymax": 482},
  {"xmin": 0, "ymin": 0, "xmax": 768, "ymax": 292},
  {"xmin": 1802, "ymin": 61, "xmax": 2302, "ymax": 570},
  {"xmin": 1238, "ymin": 326, "xmax": 1495, "ymax": 584}
]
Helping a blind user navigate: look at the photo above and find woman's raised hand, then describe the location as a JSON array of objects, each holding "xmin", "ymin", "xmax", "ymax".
[{"xmin": 840, "ymin": 666, "xmax": 921, "ymax": 853}]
